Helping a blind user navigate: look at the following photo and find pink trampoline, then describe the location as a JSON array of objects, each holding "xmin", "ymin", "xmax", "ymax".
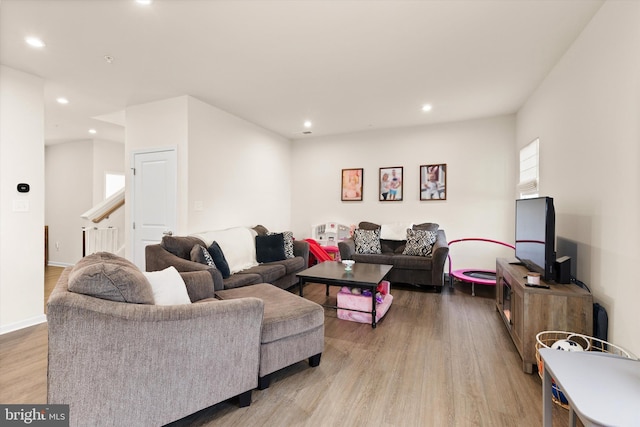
[{"xmin": 447, "ymin": 238, "xmax": 515, "ymax": 296}]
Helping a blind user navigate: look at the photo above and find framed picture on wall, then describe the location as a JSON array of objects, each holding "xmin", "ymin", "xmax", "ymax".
[
  {"xmin": 341, "ymin": 168, "xmax": 363, "ymax": 201},
  {"xmin": 379, "ymin": 166, "xmax": 403, "ymax": 201},
  {"xmin": 420, "ymin": 164, "xmax": 446, "ymax": 200}
]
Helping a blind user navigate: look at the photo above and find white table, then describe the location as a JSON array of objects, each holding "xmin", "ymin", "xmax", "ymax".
[{"xmin": 539, "ymin": 348, "xmax": 640, "ymax": 426}]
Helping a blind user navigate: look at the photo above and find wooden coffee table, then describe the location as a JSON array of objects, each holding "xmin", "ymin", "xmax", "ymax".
[{"xmin": 297, "ymin": 261, "xmax": 393, "ymax": 328}]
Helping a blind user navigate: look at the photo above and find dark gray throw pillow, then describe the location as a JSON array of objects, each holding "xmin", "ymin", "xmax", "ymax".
[
  {"xmin": 207, "ymin": 241, "xmax": 230, "ymax": 278},
  {"xmin": 190, "ymin": 244, "xmax": 217, "ymax": 268},
  {"xmin": 68, "ymin": 252, "xmax": 154, "ymax": 304},
  {"xmin": 256, "ymin": 233, "xmax": 286, "ymax": 263}
]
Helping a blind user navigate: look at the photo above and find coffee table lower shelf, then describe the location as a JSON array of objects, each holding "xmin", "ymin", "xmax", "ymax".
[{"xmin": 296, "ymin": 261, "xmax": 393, "ymax": 328}]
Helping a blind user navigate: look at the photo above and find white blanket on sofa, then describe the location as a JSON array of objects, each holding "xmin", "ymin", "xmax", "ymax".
[
  {"xmin": 191, "ymin": 227, "xmax": 258, "ymax": 274},
  {"xmin": 380, "ymin": 222, "xmax": 414, "ymax": 241}
]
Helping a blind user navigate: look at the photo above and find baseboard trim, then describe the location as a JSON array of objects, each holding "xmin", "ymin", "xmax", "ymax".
[
  {"xmin": 0, "ymin": 314, "xmax": 47, "ymax": 335},
  {"xmin": 47, "ymin": 261, "xmax": 73, "ymax": 267}
]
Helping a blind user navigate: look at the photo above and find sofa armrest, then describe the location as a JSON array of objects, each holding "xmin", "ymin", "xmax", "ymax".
[
  {"xmin": 146, "ymin": 244, "xmax": 224, "ymax": 291},
  {"xmin": 338, "ymin": 238, "xmax": 356, "ymax": 260},
  {"xmin": 47, "ymin": 269, "xmax": 264, "ymax": 427},
  {"xmin": 293, "ymin": 240, "xmax": 309, "ymax": 267},
  {"xmin": 430, "ymin": 229, "xmax": 450, "ymax": 286},
  {"xmin": 179, "ymin": 270, "xmax": 217, "ymax": 301}
]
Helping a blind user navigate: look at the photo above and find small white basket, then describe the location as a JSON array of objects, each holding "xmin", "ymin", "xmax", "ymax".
[{"xmin": 535, "ymin": 330, "xmax": 637, "ymax": 409}]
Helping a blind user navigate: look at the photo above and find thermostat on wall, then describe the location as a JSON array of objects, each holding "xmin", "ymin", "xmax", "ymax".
[{"xmin": 17, "ymin": 183, "xmax": 30, "ymax": 193}]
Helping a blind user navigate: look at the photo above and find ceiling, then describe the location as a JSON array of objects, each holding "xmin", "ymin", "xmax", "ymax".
[{"xmin": 0, "ymin": 0, "xmax": 603, "ymax": 144}]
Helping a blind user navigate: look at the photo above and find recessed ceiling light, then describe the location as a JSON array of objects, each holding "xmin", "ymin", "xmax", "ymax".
[
  {"xmin": 421, "ymin": 104, "xmax": 433, "ymax": 112},
  {"xmin": 25, "ymin": 37, "xmax": 45, "ymax": 48},
  {"xmin": 89, "ymin": 129, "xmax": 97, "ymax": 134},
  {"xmin": 136, "ymin": 0, "xmax": 152, "ymax": 5},
  {"xmin": 56, "ymin": 97, "xmax": 69, "ymax": 105},
  {"xmin": 304, "ymin": 120, "xmax": 312, "ymax": 128}
]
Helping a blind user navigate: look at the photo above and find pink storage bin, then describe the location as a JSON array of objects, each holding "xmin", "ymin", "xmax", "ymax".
[
  {"xmin": 378, "ymin": 280, "xmax": 391, "ymax": 295},
  {"xmin": 337, "ymin": 291, "xmax": 393, "ymax": 324}
]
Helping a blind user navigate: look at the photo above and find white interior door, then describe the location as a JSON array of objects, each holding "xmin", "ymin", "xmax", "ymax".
[{"xmin": 132, "ymin": 149, "xmax": 177, "ymax": 270}]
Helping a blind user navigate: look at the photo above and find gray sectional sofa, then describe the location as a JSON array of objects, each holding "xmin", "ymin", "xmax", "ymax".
[
  {"xmin": 47, "ymin": 255, "xmax": 264, "ymax": 427},
  {"xmin": 338, "ymin": 221, "xmax": 449, "ymax": 291},
  {"xmin": 145, "ymin": 225, "xmax": 309, "ymax": 291},
  {"xmin": 48, "ymin": 251, "xmax": 324, "ymax": 426}
]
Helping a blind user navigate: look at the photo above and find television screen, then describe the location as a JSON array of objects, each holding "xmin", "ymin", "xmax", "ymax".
[{"xmin": 515, "ymin": 197, "xmax": 555, "ymax": 281}]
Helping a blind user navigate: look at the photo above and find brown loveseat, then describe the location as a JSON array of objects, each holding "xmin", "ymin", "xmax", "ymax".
[{"xmin": 338, "ymin": 222, "xmax": 449, "ymax": 292}]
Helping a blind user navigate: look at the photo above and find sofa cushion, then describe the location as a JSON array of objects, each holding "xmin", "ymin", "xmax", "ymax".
[
  {"xmin": 143, "ymin": 266, "xmax": 192, "ymax": 305},
  {"xmin": 403, "ymin": 229, "xmax": 438, "ymax": 256},
  {"xmin": 269, "ymin": 256, "xmax": 305, "ymax": 275},
  {"xmin": 256, "ymin": 234, "xmax": 286, "ymax": 263},
  {"xmin": 352, "ymin": 253, "xmax": 395, "ymax": 265},
  {"xmin": 216, "ymin": 283, "xmax": 324, "ymax": 344},
  {"xmin": 354, "ymin": 228, "xmax": 382, "ymax": 254},
  {"xmin": 223, "ymin": 273, "xmax": 262, "ymax": 289},
  {"xmin": 207, "ymin": 242, "xmax": 230, "ymax": 278},
  {"xmin": 68, "ymin": 252, "xmax": 154, "ymax": 304},
  {"xmin": 393, "ymin": 255, "xmax": 433, "ymax": 270},
  {"xmin": 190, "ymin": 244, "xmax": 216, "ymax": 267},
  {"xmin": 358, "ymin": 221, "xmax": 381, "ymax": 231},
  {"xmin": 252, "ymin": 224, "xmax": 269, "ymax": 236},
  {"xmin": 241, "ymin": 264, "xmax": 286, "ymax": 283},
  {"xmin": 413, "ymin": 222, "xmax": 439, "ymax": 232},
  {"xmin": 161, "ymin": 235, "xmax": 206, "ymax": 260}
]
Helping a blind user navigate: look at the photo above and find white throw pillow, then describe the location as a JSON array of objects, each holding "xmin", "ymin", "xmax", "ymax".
[{"xmin": 143, "ymin": 266, "xmax": 192, "ymax": 305}]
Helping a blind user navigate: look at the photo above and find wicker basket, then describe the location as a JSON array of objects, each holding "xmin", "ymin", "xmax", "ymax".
[{"xmin": 535, "ymin": 330, "xmax": 637, "ymax": 409}]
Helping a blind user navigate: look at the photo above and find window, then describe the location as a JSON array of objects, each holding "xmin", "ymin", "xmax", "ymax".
[
  {"xmin": 105, "ymin": 173, "xmax": 125, "ymax": 199},
  {"xmin": 518, "ymin": 138, "xmax": 539, "ymax": 198}
]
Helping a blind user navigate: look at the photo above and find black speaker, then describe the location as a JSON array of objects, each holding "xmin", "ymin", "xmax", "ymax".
[{"xmin": 554, "ymin": 256, "xmax": 571, "ymax": 284}]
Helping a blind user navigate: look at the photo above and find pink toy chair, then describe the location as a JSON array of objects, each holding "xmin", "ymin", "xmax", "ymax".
[{"xmin": 447, "ymin": 238, "xmax": 515, "ymax": 296}]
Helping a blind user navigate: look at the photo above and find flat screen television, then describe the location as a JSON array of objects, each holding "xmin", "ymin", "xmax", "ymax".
[{"xmin": 515, "ymin": 197, "xmax": 556, "ymax": 282}]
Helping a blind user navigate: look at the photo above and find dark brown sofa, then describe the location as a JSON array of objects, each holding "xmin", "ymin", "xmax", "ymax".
[
  {"xmin": 338, "ymin": 221, "xmax": 449, "ymax": 292},
  {"xmin": 145, "ymin": 226, "xmax": 309, "ymax": 291}
]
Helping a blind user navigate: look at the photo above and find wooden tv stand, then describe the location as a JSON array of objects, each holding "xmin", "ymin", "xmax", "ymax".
[{"xmin": 495, "ymin": 258, "xmax": 593, "ymax": 374}]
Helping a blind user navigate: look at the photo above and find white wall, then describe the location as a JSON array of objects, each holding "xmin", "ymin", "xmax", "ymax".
[
  {"xmin": 187, "ymin": 96, "xmax": 292, "ymax": 233},
  {"xmin": 125, "ymin": 96, "xmax": 189, "ymax": 260},
  {"xmin": 45, "ymin": 141, "xmax": 93, "ymax": 265},
  {"xmin": 125, "ymin": 95, "xmax": 293, "ymax": 260},
  {"xmin": 45, "ymin": 139, "xmax": 125, "ymax": 265},
  {"xmin": 516, "ymin": 1, "xmax": 640, "ymax": 355},
  {"xmin": 291, "ymin": 115, "xmax": 517, "ymax": 271},
  {"xmin": 0, "ymin": 66, "xmax": 45, "ymax": 333}
]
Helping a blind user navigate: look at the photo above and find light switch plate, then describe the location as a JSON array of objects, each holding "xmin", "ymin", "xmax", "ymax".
[{"xmin": 13, "ymin": 199, "xmax": 29, "ymax": 212}]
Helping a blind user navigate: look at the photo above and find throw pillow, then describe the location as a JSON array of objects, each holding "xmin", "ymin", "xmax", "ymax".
[
  {"xmin": 268, "ymin": 230, "xmax": 295, "ymax": 258},
  {"xmin": 207, "ymin": 241, "xmax": 231, "ymax": 278},
  {"xmin": 143, "ymin": 266, "xmax": 192, "ymax": 305},
  {"xmin": 256, "ymin": 233, "xmax": 287, "ymax": 263},
  {"xmin": 68, "ymin": 252, "xmax": 154, "ymax": 304},
  {"xmin": 402, "ymin": 229, "xmax": 438, "ymax": 256},
  {"xmin": 354, "ymin": 228, "xmax": 382, "ymax": 254},
  {"xmin": 190, "ymin": 244, "xmax": 217, "ymax": 268}
]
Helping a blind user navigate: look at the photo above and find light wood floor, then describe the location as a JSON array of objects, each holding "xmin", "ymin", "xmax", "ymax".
[{"xmin": 0, "ymin": 267, "xmax": 577, "ymax": 426}]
